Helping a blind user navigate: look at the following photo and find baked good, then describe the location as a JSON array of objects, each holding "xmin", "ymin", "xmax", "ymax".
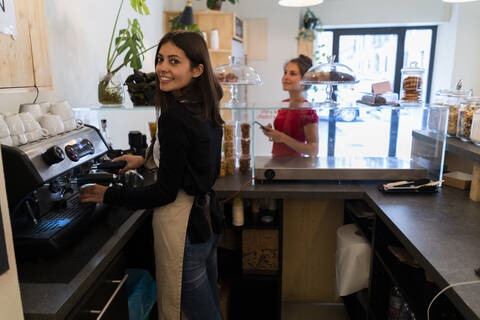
[
  {"xmin": 303, "ymin": 71, "xmax": 354, "ymax": 82},
  {"xmin": 226, "ymin": 72, "xmax": 239, "ymax": 83}
]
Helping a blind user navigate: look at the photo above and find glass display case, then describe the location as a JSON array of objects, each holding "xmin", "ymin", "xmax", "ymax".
[
  {"xmin": 214, "ymin": 56, "xmax": 262, "ymax": 108},
  {"xmin": 223, "ymin": 103, "xmax": 448, "ymax": 183},
  {"xmin": 74, "ymin": 103, "xmax": 448, "ymax": 184},
  {"xmin": 301, "ymin": 55, "xmax": 358, "ymax": 106}
]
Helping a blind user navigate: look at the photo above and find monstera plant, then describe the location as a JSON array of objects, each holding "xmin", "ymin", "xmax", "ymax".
[{"xmin": 98, "ymin": 0, "xmax": 157, "ymax": 105}]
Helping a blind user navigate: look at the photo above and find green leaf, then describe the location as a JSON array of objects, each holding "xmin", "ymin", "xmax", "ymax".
[{"xmin": 130, "ymin": 0, "xmax": 149, "ymax": 15}]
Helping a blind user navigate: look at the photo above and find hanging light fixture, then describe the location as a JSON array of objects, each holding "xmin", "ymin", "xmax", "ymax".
[
  {"xmin": 179, "ymin": 0, "xmax": 194, "ymax": 26},
  {"xmin": 442, "ymin": 0, "xmax": 478, "ymax": 2},
  {"xmin": 279, "ymin": 0, "xmax": 324, "ymax": 7}
]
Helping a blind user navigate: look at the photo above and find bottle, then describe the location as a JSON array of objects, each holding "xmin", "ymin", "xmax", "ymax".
[
  {"xmin": 100, "ymin": 119, "xmax": 112, "ymax": 149},
  {"xmin": 232, "ymin": 198, "xmax": 244, "ymax": 226},
  {"xmin": 387, "ymin": 287, "xmax": 403, "ymax": 320}
]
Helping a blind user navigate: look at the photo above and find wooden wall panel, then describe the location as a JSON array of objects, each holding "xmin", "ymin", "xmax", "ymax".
[
  {"xmin": 0, "ymin": 0, "xmax": 34, "ymax": 88},
  {"xmin": 0, "ymin": 0, "xmax": 51, "ymax": 89},
  {"xmin": 29, "ymin": 0, "xmax": 52, "ymax": 87},
  {"xmin": 282, "ymin": 199, "xmax": 344, "ymax": 302}
]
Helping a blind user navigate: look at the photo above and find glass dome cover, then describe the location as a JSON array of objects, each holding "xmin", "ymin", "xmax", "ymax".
[
  {"xmin": 214, "ymin": 56, "xmax": 262, "ymax": 85},
  {"xmin": 301, "ymin": 55, "xmax": 358, "ymax": 85}
]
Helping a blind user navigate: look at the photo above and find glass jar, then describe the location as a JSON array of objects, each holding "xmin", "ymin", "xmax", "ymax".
[
  {"xmin": 446, "ymin": 90, "xmax": 472, "ymax": 136},
  {"xmin": 400, "ymin": 62, "xmax": 424, "ymax": 103},
  {"xmin": 98, "ymin": 72, "xmax": 124, "ymax": 105},
  {"xmin": 457, "ymin": 97, "xmax": 480, "ymax": 141},
  {"xmin": 470, "ymin": 109, "xmax": 480, "ymax": 146},
  {"xmin": 432, "ymin": 89, "xmax": 451, "ymax": 106},
  {"xmin": 428, "ymin": 89, "xmax": 451, "ymax": 131}
]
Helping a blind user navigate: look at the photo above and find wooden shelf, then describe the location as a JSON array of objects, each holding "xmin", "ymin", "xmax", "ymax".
[{"xmin": 208, "ymin": 49, "xmax": 231, "ymax": 53}]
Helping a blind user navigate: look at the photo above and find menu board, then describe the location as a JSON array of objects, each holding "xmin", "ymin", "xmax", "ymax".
[{"xmin": 0, "ymin": 208, "xmax": 9, "ymax": 275}]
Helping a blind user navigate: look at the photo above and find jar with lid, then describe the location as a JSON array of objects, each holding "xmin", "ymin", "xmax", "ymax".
[
  {"xmin": 428, "ymin": 89, "xmax": 451, "ymax": 131},
  {"xmin": 457, "ymin": 97, "xmax": 480, "ymax": 141},
  {"xmin": 432, "ymin": 89, "xmax": 451, "ymax": 106},
  {"xmin": 470, "ymin": 109, "xmax": 480, "ymax": 146},
  {"xmin": 446, "ymin": 90, "xmax": 472, "ymax": 136},
  {"xmin": 400, "ymin": 62, "xmax": 424, "ymax": 103}
]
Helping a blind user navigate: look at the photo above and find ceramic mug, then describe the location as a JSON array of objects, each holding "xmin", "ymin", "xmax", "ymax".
[
  {"xmin": 0, "ymin": 117, "xmax": 11, "ymax": 138},
  {"xmin": 26, "ymin": 128, "xmax": 49, "ymax": 142},
  {"xmin": 11, "ymin": 133, "xmax": 28, "ymax": 146},
  {"xmin": 39, "ymin": 102, "xmax": 51, "ymax": 115},
  {"xmin": 50, "ymin": 100, "xmax": 74, "ymax": 120},
  {"xmin": 19, "ymin": 103, "xmax": 42, "ymax": 121},
  {"xmin": 0, "ymin": 136, "xmax": 13, "ymax": 146},
  {"xmin": 19, "ymin": 112, "xmax": 42, "ymax": 132},
  {"xmin": 4, "ymin": 113, "xmax": 26, "ymax": 135},
  {"xmin": 63, "ymin": 118, "xmax": 84, "ymax": 132},
  {"xmin": 40, "ymin": 114, "xmax": 65, "ymax": 135}
]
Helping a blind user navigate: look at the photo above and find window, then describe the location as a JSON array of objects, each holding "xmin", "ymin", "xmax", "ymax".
[
  {"xmin": 312, "ymin": 26, "xmax": 437, "ymax": 103},
  {"xmin": 309, "ymin": 26, "xmax": 437, "ymax": 157}
]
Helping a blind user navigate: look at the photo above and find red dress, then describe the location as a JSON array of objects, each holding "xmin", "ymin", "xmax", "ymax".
[{"xmin": 272, "ymin": 99, "xmax": 318, "ymax": 157}]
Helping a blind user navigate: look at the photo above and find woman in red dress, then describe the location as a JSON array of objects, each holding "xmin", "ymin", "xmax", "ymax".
[{"xmin": 263, "ymin": 55, "xmax": 319, "ymax": 157}]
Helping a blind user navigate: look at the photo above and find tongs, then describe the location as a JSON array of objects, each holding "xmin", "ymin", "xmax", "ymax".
[{"xmin": 382, "ymin": 179, "xmax": 443, "ymax": 190}]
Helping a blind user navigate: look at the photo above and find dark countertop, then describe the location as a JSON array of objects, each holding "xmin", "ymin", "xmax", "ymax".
[
  {"xmin": 214, "ymin": 174, "xmax": 365, "ymax": 199},
  {"xmin": 214, "ymin": 175, "xmax": 480, "ymax": 319},
  {"xmin": 362, "ymin": 184, "xmax": 480, "ymax": 320},
  {"xmin": 19, "ymin": 205, "xmax": 149, "ymax": 320},
  {"xmin": 18, "ymin": 174, "xmax": 480, "ymax": 319}
]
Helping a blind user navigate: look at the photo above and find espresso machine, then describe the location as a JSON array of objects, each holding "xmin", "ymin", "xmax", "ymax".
[{"xmin": 1, "ymin": 125, "xmax": 128, "ymax": 259}]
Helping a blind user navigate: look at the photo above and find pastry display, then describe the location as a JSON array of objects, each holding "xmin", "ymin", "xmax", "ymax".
[
  {"xmin": 241, "ymin": 138, "xmax": 250, "ymax": 155},
  {"xmin": 223, "ymin": 124, "xmax": 234, "ymax": 141},
  {"xmin": 457, "ymin": 98, "xmax": 480, "ymax": 141},
  {"xmin": 239, "ymin": 156, "xmax": 250, "ymax": 174},
  {"xmin": 400, "ymin": 62, "xmax": 424, "ymax": 103},
  {"xmin": 226, "ymin": 158, "xmax": 235, "ymax": 175},
  {"xmin": 223, "ymin": 141, "xmax": 234, "ymax": 158},
  {"xmin": 303, "ymin": 71, "xmax": 355, "ymax": 83},
  {"xmin": 401, "ymin": 76, "xmax": 422, "ymax": 102},
  {"xmin": 240, "ymin": 122, "xmax": 251, "ymax": 138}
]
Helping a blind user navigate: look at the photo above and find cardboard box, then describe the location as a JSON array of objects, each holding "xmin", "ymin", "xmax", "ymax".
[
  {"xmin": 242, "ymin": 229, "xmax": 279, "ymax": 273},
  {"xmin": 443, "ymin": 171, "xmax": 472, "ymax": 190}
]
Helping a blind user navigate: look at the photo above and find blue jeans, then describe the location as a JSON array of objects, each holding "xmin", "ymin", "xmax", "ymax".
[{"xmin": 181, "ymin": 233, "xmax": 223, "ymax": 320}]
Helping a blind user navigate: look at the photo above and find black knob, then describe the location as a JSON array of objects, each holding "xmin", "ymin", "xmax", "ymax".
[
  {"xmin": 42, "ymin": 146, "xmax": 65, "ymax": 165},
  {"xmin": 264, "ymin": 169, "xmax": 275, "ymax": 180}
]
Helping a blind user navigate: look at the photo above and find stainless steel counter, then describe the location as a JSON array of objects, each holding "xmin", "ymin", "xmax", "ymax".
[{"xmin": 253, "ymin": 156, "xmax": 428, "ymax": 181}]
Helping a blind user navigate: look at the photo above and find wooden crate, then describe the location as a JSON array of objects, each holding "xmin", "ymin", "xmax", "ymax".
[{"xmin": 242, "ymin": 229, "xmax": 279, "ymax": 273}]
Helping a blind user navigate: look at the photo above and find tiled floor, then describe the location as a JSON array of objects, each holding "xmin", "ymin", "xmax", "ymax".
[{"xmin": 282, "ymin": 302, "xmax": 350, "ymax": 320}]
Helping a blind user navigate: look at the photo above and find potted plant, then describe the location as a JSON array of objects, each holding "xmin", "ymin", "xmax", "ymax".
[
  {"xmin": 98, "ymin": 0, "xmax": 157, "ymax": 105},
  {"xmin": 206, "ymin": 0, "xmax": 238, "ymax": 11},
  {"xmin": 297, "ymin": 8, "xmax": 322, "ymax": 40}
]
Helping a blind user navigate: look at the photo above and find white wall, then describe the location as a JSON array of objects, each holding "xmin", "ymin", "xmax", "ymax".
[
  {"xmin": 0, "ymin": 152, "xmax": 23, "ymax": 319},
  {"xmin": 167, "ymin": 0, "xmax": 480, "ymax": 101},
  {"xmin": 0, "ymin": 0, "xmax": 164, "ymax": 113},
  {"xmin": 450, "ymin": 3, "xmax": 480, "ymax": 95}
]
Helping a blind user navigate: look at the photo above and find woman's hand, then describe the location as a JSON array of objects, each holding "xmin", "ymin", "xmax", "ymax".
[
  {"xmin": 78, "ymin": 184, "xmax": 108, "ymax": 203},
  {"xmin": 263, "ymin": 124, "xmax": 286, "ymax": 143},
  {"xmin": 113, "ymin": 154, "xmax": 145, "ymax": 175}
]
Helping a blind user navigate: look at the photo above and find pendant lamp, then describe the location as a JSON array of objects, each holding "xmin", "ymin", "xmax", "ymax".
[
  {"xmin": 279, "ymin": 0, "xmax": 324, "ymax": 7},
  {"xmin": 179, "ymin": 0, "xmax": 194, "ymax": 26}
]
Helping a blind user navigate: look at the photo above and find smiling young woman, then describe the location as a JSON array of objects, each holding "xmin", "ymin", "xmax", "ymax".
[{"xmin": 80, "ymin": 31, "xmax": 225, "ymax": 320}]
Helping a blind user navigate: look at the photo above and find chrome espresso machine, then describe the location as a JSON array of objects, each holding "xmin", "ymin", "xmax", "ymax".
[{"xmin": 1, "ymin": 125, "xmax": 129, "ymax": 259}]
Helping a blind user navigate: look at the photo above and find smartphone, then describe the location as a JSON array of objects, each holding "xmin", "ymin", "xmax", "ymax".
[{"xmin": 254, "ymin": 121, "xmax": 267, "ymax": 130}]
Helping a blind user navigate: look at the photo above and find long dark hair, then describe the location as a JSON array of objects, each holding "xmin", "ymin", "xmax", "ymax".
[{"xmin": 154, "ymin": 31, "xmax": 224, "ymax": 127}]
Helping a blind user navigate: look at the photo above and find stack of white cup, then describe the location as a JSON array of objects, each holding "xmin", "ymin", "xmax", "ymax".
[
  {"xmin": 19, "ymin": 112, "xmax": 49, "ymax": 143},
  {"xmin": 4, "ymin": 113, "xmax": 28, "ymax": 146},
  {"xmin": 50, "ymin": 101, "xmax": 82, "ymax": 132},
  {"xmin": 0, "ymin": 116, "xmax": 13, "ymax": 146}
]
